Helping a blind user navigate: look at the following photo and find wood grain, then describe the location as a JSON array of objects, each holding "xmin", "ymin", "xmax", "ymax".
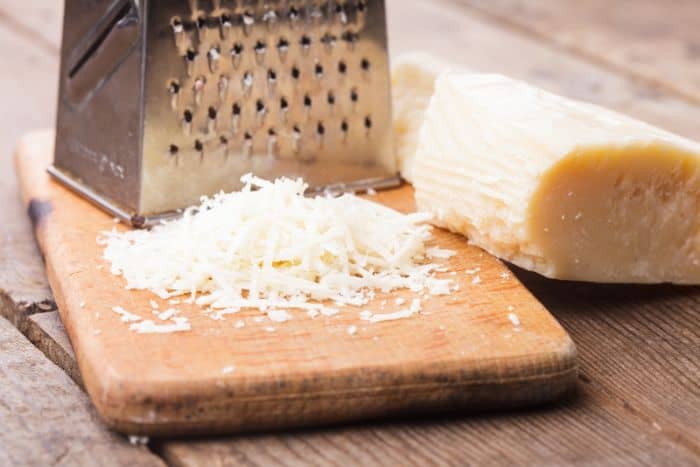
[
  {"xmin": 0, "ymin": 22, "xmax": 55, "ymax": 311},
  {"xmin": 1, "ymin": 0, "xmax": 700, "ymax": 465},
  {"xmin": 387, "ymin": 0, "xmax": 700, "ymax": 140},
  {"xmin": 159, "ymin": 389, "xmax": 700, "ymax": 467},
  {"xmin": 15, "ymin": 130, "xmax": 577, "ymax": 436},
  {"xmin": 459, "ymin": 0, "xmax": 700, "ymax": 105},
  {"xmin": 517, "ymin": 270, "xmax": 700, "ymax": 454},
  {"xmin": 0, "ymin": 316, "xmax": 165, "ymax": 467}
]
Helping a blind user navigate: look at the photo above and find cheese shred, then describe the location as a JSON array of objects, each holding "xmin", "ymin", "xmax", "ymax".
[{"xmin": 101, "ymin": 175, "xmax": 452, "ymax": 319}]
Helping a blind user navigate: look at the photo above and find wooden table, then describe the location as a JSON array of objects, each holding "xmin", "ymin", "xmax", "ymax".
[{"xmin": 1, "ymin": 1, "xmax": 698, "ymax": 465}]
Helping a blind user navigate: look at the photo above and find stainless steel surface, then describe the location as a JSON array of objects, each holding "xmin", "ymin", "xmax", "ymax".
[{"xmin": 52, "ymin": 0, "xmax": 396, "ymax": 225}]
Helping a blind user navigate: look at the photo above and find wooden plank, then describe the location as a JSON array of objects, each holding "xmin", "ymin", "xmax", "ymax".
[
  {"xmin": 16, "ymin": 130, "xmax": 577, "ymax": 436},
  {"xmin": 517, "ymin": 270, "xmax": 700, "ymax": 452},
  {"xmin": 159, "ymin": 391, "xmax": 700, "ymax": 466},
  {"xmin": 0, "ymin": 316, "xmax": 166, "ymax": 466},
  {"xmin": 26, "ymin": 311, "xmax": 83, "ymax": 388},
  {"xmin": 0, "ymin": 22, "xmax": 56, "ymax": 322},
  {"xmin": 386, "ymin": 0, "xmax": 700, "ymax": 140},
  {"xmin": 458, "ymin": 0, "xmax": 700, "ymax": 105},
  {"xmin": 0, "ymin": 0, "xmax": 697, "ymax": 464}
]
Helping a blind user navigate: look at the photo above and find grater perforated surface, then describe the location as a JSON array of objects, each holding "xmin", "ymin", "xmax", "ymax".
[
  {"xmin": 51, "ymin": 0, "xmax": 396, "ymax": 224},
  {"xmin": 141, "ymin": 0, "xmax": 395, "ymax": 215}
]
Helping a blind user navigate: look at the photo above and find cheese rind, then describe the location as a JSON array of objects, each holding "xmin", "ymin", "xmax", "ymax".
[
  {"xmin": 391, "ymin": 52, "xmax": 463, "ymax": 182},
  {"xmin": 413, "ymin": 72, "xmax": 700, "ymax": 283}
]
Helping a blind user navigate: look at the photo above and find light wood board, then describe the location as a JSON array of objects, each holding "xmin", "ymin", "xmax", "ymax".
[{"xmin": 16, "ymin": 130, "xmax": 577, "ymax": 436}]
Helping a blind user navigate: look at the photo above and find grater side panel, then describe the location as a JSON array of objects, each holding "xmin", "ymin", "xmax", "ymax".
[
  {"xmin": 53, "ymin": 0, "xmax": 144, "ymax": 213},
  {"xmin": 140, "ymin": 0, "xmax": 395, "ymax": 215}
]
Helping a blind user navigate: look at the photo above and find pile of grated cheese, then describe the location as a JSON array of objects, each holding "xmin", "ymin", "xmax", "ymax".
[{"xmin": 100, "ymin": 174, "xmax": 452, "ymax": 320}]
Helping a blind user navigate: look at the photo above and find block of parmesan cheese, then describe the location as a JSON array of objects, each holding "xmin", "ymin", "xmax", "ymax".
[
  {"xmin": 391, "ymin": 52, "xmax": 465, "ymax": 182},
  {"xmin": 413, "ymin": 72, "xmax": 700, "ymax": 284}
]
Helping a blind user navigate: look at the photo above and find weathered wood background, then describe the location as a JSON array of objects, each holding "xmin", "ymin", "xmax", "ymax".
[{"xmin": 1, "ymin": 0, "xmax": 698, "ymax": 465}]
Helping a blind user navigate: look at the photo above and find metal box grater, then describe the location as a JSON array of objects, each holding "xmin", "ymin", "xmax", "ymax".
[{"xmin": 50, "ymin": 0, "xmax": 397, "ymax": 226}]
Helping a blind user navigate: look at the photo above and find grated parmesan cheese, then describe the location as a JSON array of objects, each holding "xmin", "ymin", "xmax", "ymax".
[
  {"xmin": 426, "ymin": 247, "xmax": 456, "ymax": 259},
  {"xmin": 508, "ymin": 312, "xmax": 521, "ymax": 327},
  {"xmin": 267, "ymin": 309, "xmax": 292, "ymax": 322},
  {"xmin": 370, "ymin": 309, "xmax": 415, "ymax": 322},
  {"xmin": 129, "ymin": 317, "xmax": 191, "ymax": 334},
  {"xmin": 100, "ymin": 175, "xmax": 450, "ymax": 320},
  {"xmin": 112, "ymin": 306, "xmax": 141, "ymax": 323},
  {"xmin": 347, "ymin": 325, "xmax": 358, "ymax": 335}
]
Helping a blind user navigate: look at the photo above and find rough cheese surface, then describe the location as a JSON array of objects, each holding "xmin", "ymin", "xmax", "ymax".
[
  {"xmin": 391, "ymin": 52, "xmax": 464, "ymax": 182},
  {"xmin": 413, "ymin": 72, "xmax": 700, "ymax": 284}
]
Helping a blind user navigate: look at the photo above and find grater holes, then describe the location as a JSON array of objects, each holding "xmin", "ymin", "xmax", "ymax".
[
  {"xmin": 341, "ymin": 30, "xmax": 359, "ymax": 47},
  {"xmin": 288, "ymin": 6, "xmax": 300, "ymax": 22},
  {"xmin": 341, "ymin": 120, "xmax": 349, "ymax": 132},
  {"xmin": 303, "ymin": 94, "xmax": 312, "ymax": 108},
  {"xmin": 242, "ymin": 11, "xmax": 255, "ymax": 27},
  {"xmin": 268, "ymin": 69, "xmax": 277, "ymax": 82},
  {"xmin": 242, "ymin": 71, "xmax": 254, "ymax": 93},
  {"xmin": 262, "ymin": 8, "xmax": 278, "ymax": 25},
  {"xmin": 300, "ymin": 35, "xmax": 312, "ymax": 49},
  {"xmin": 327, "ymin": 91, "xmax": 336, "ymax": 105},
  {"xmin": 361, "ymin": 58, "xmax": 370, "ymax": 71},
  {"xmin": 255, "ymin": 40, "xmax": 267, "ymax": 54},
  {"xmin": 183, "ymin": 109, "xmax": 193, "ymax": 123},
  {"xmin": 317, "ymin": 122, "xmax": 325, "ymax": 135},
  {"xmin": 357, "ymin": 0, "xmax": 368, "ymax": 12},
  {"xmin": 320, "ymin": 32, "xmax": 337, "ymax": 51},
  {"xmin": 208, "ymin": 106, "xmax": 217, "ymax": 120},
  {"xmin": 168, "ymin": 80, "xmax": 180, "ymax": 94},
  {"xmin": 170, "ymin": 16, "xmax": 184, "ymax": 33},
  {"xmin": 277, "ymin": 38, "xmax": 290, "ymax": 52},
  {"xmin": 338, "ymin": 60, "xmax": 347, "ymax": 74},
  {"xmin": 315, "ymin": 63, "xmax": 324, "ymax": 78},
  {"xmin": 291, "ymin": 66, "xmax": 301, "ymax": 79},
  {"xmin": 196, "ymin": 15, "xmax": 207, "ymax": 30},
  {"xmin": 280, "ymin": 97, "xmax": 289, "ymax": 111},
  {"xmin": 220, "ymin": 135, "xmax": 228, "ymax": 145},
  {"xmin": 364, "ymin": 116, "xmax": 372, "ymax": 129},
  {"xmin": 169, "ymin": 144, "xmax": 179, "ymax": 155},
  {"xmin": 350, "ymin": 88, "xmax": 359, "ymax": 103},
  {"xmin": 232, "ymin": 102, "xmax": 242, "ymax": 116},
  {"xmin": 220, "ymin": 13, "xmax": 232, "ymax": 27},
  {"xmin": 232, "ymin": 42, "xmax": 244, "ymax": 56},
  {"xmin": 194, "ymin": 139, "xmax": 204, "ymax": 151},
  {"xmin": 186, "ymin": 49, "xmax": 197, "ymax": 61}
]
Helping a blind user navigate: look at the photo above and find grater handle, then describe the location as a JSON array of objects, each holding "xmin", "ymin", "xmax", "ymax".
[{"xmin": 65, "ymin": 0, "xmax": 140, "ymax": 107}]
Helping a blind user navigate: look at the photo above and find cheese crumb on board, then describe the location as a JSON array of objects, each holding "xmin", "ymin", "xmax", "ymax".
[
  {"xmin": 347, "ymin": 325, "xmax": 358, "ymax": 335},
  {"xmin": 129, "ymin": 317, "xmax": 191, "ymax": 334},
  {"xmin": 426, "ymin": 247, "xmax": 456, "ymax": 259},
  {"xmin": 128, "ymin": 435, "xmax": 149, "ymax": 446},
  {"xmin": 508, "ymin": 312, "xmax": 521, "ymax": 327},
  {"xmin": 221, "ymin": 365, "xmax": 236, "ymax": 374},
  {"xmin": 414, "ymin": 72, "xmax": 700, "ymax": 284},
  {"xmin": 79, "ymin": 301, "xmax": 86, "ymax": 308},
  {"xmin": 267, "ymin": 309, "xmax": 292, "ymax": 322},
  {"xmin": 157, "ymin": 308, "xmax": 178, "ymax": 321},
  {"xmin": 111, "ymin": 306, "xmax": 141, "ymax": 323},
  {"xmin": 234, "ymin": 320, "xmax": 245, "ymax": 329},
  {"xmin": 100, "ymin": 175, "xmax": 455, "ymax": 320},
  {"xmin": 471, "ymin": 276, "xmax": 481, "ymax": 285},
  {"xmin": 369, "ymin": 309, "xmax": 415, "ymax": 323}
]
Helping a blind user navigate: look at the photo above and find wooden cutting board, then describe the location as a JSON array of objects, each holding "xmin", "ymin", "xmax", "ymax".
[{"xmin": 15, "ymin": 130, "xmax": 577, "ymax": 437}]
